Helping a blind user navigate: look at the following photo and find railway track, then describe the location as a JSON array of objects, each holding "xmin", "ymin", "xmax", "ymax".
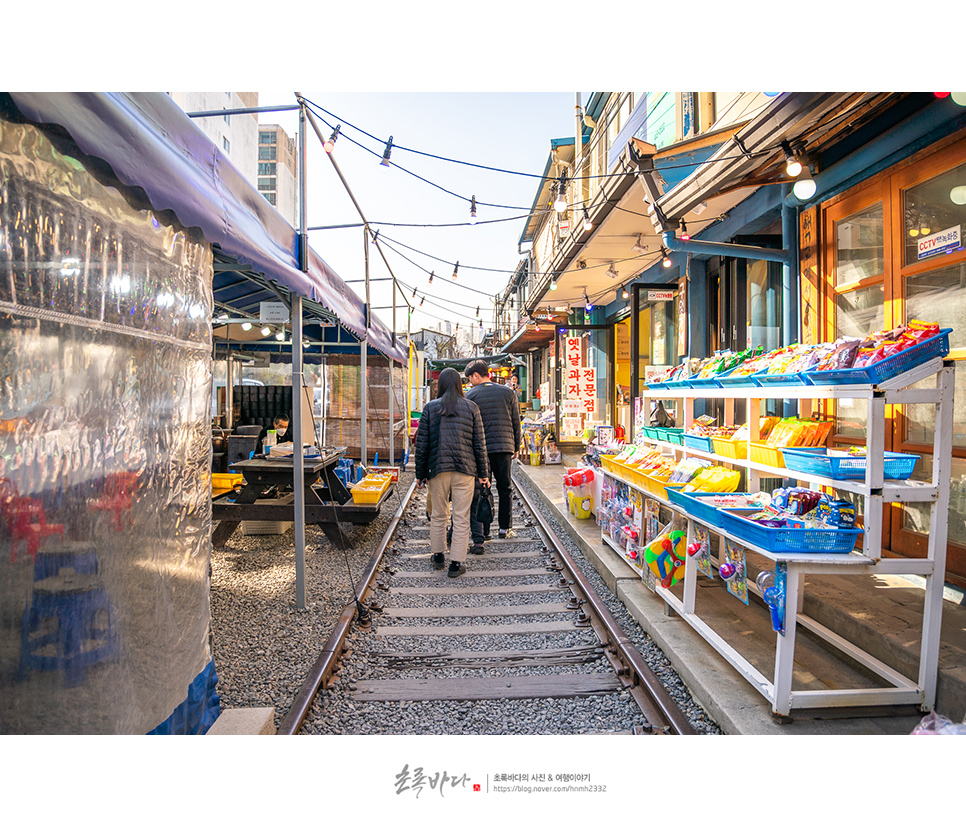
[{"xmin": 279, "ymin": 472, "xmax": 698, "ymax": 736}]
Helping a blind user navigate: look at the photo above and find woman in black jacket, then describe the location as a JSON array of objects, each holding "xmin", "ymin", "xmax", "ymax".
[{"xmin": 414, "ymin": 367, "xmax": 490, "ymax": 577}]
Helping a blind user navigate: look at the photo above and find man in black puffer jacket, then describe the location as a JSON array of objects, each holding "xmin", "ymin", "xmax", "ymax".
[
  {"xmin": 414, "ymin": 368, "xmax": 490, "ymax": 577},
  {"xmin": 465, "ymin": 360, "xmax": 523, "ymax": 547}
]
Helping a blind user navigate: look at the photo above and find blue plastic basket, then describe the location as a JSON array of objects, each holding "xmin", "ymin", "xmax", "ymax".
[
  {"xmin": 683, "ymin": 433, "xmax": 715, "ymax": 453},
  {"xmin": 646, "ymin": 382, "xmax": 668, "ymax": 390},
  {"xmin": 752, "ymin": 367, "xmax": 817, "ymax": 387},
  {"xmin": 663, "ymin": 379, "xmax": 692, "ymax": 389},
  {"xmin": 720, "ymin": 509, "xmax": 860, "ymax": 553},
  {"xmin": 688, "ymin": 375, "xmax": 722, "ymax": 388},
  {"xmin": 657, "ymin": 427, "xmax": 686, "ymax": 445},
  {"xmin": 804, "ymin": 329, "xmax": 952, "ymax": 386},
  {"xmin": 717, "ymin": 368, "xmax": 761, "ymax": 387},
  {"xmin": 665, "ymin": 489, "xmax": 755, "ymax": 528},
  {"xmin": 780, "ymin": 447, "xmax": 920, "ymax": 480}
]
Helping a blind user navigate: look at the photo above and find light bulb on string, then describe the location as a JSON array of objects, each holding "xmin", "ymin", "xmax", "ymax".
[
  {"xmin": 275, "ymin": 329, "xmax": 285, "ymax": 342},
  {"xmin": 420, "ymin": 296, "xmax": 425, "ymax": 307},
  {"xmin": 452, "ymin": 261, "xmax": 459, "ymax": 280},
  {"xmin": 622, "ymin": 285, "xmax": 629, "ymax": 300},
  {"xmin": 781, "ymin": 140, "xmax": 802, "ymax": 177},
  {"xmin": 549, "ymin": 276, "xmax": 558, "ymax": 291},
  {"xmin": 475, "ymin": 306, "xmax": 480, "ymax": 317},
  {"xmin": 661, "ymin": 248, "xmax": 672, "ymax": 268},
  {"xmin": 678, "ymin": 219, "xmax": 691, "ymax": 241},
  {"xmin": 261, "ymin": 325, "xmax": 271, "ymax": 336},
  {"xmin": 380, "ymin": 136, "xmax": 393, "ymax": 166},
  {"xmin": 241, "ymin": 322, "xmax": 253, "ymax": 331},
  {"xmin": 428, "ymin": 271, "xmax": 434, "ymax": 285},
  {"xmin": 553, "ymin": 176, "xmax": 568, "ymax": 213},
  {"xmin": 584, "ymin": 291, "xmax": 593, "ymax": 313},
  {"xmin": 469, "ymin": 196, "xmax": 478, "ymax": 225},
  {"xmin": 324, "ymin": 124, "xmax": 340, "ymax": 153},
  {"xmin": 582, "ymin": 207, "xmax": 593, "ymax": 231},
  {"xmin": 792, "ymin": 170, "xmax": 817, "ymax": 201}
]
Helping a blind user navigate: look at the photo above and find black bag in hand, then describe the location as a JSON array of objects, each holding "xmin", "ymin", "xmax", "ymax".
[{"xmin": 477, "ymin": 486, "xmax": 494, "ymax": 526}]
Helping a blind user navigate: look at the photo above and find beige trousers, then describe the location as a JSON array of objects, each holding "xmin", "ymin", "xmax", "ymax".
[{"xmin": 428, "ymin": 471, "xmax": 476, "ymax": 559}]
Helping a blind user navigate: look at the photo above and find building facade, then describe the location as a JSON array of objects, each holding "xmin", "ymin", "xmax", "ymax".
[
  {"xmin": 257, "ymin": 124, "xmax": 298, "ymax": 227},
  {"xmin": 505, "ymin": 91, "xmax": 966, "ymax": 587}
]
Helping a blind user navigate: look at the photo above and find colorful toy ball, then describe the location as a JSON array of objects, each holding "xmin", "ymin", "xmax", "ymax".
[
  {"xmin": 643, "ymin": 529, "xmax": 687, "ymax": 588},
  {"xmin": 718, "ymin": 562, "xmax": 737, "ymax": 580}
]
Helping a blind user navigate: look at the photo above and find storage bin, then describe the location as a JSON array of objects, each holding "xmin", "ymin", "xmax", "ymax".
[
  {"xmin": 642, "ymin": 473, "xmax": 671, "ymax": 502},
  {"xmin": 212, "ymin": 473, "xmax": 243, "ymax": 491},
  {"xmin": 780, "ymin": 448, "xmax": 920, "ymax": 480},
  {"xmin": 804, "ymin": 329, "xmax": 952, "ymax": 385},
  {"xmin": 720, "ymin": 509, "xmax": 860, "ymax": 554},
  {"xmin": 688, "ymin": 375, "xmax": 722, "ymax": 389},
  {"xmin": 716, "ymin": 368, "xmax": 759, "ymax": 387},
  {"xmin": 750, "ymin": 442, "xmax": 786, "ymax": 468},
  {"xmin": 712, "ymin": 437, "xmax": 748, "ymax": 460},
  {"xmin": 665, "ymin": 489, "xmax": 757, "ymax": 528},
  {"xmin": 683, "ymin": 433, "xmax": 715, "ymax": 454},
  {"xmin": 350, "ymin": 475, "xmax": 391, "ymax": 503},
  {"xmin": 658, "ymin": 427, "xmax": 686, "ymax": 445}
]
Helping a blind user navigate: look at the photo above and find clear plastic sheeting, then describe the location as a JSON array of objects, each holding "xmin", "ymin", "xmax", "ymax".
[{"xmin": 0, "ymin": 118, "xmax": 215, "ymax": 733}]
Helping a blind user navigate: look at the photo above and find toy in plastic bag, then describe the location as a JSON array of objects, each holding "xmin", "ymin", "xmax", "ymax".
[
  {"xmin": 643, "ymin": 524, "xmax": 687, "ymax": 588},
  {"xmin": 910, "ymin": 711, "xmax": 966, "ymax": 735}
]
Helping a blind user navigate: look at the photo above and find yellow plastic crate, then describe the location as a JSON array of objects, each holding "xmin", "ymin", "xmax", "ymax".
[
  {"xmin": 712, "ymin": 437, "xmax": 748, "ymax": 460},
  {"xmin": 600, "ymin": 454, "xmax": 619, "ymax": 474},
  {"xmin": 750, "ymin": 442, "xmax": 786, "ymax": 468},
  {"xmin": 351, "ymin": 475, "xmax": 391, "ymax": 504},
  {"xmin": 212, "ymin": 473, "xmax": 243, "ymax": 491},
  {"xmin": 642, "ymin": 472, "xmax": 671, "ymax": 502}
]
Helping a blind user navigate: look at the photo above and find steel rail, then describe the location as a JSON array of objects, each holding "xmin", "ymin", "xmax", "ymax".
[
  {"xmin": 277, "ymin": 478, "xmax": 417, "ymax": 735},
  {"xmin": 511, "ymin": 471, "xmax": 698, "ymax": 735}
]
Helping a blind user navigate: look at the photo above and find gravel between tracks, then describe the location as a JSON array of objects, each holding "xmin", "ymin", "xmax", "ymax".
[{"xmin": 208, "ymin": 465, "xmax": 721, "ymax": 735}]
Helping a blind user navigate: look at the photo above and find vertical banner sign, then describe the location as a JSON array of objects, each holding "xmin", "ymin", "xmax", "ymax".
[
  {"xmin": 564, "ymin": 336, "xmax": 584, "ymax": 436},
  {"xmin": 581, "ymin": 367, "xmax": 596, "ymax": 413},
  {"xmin": 676, "ymin": 275, "xmax": 688, "ymax": 358},
  {"xmin": 799, "ymin": 206, "xmax": 820, "ymax": 345}
]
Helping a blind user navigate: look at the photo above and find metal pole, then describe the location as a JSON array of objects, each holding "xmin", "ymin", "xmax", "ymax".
[
  {"xmin": 361, "ymin": 227, "xmax": 369, "ymax": 466},
  {"xmin": 389, "ymin": 278, "xmax": 395, "ymax": 466},
  {"xmin": 293, "ymin": 96, "xmax": 309, "ymax": 610}
]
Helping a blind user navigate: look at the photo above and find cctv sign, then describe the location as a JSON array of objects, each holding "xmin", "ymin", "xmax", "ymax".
[
  {"xmin": 917, "ymin": 225, "xmax": 961, "ymax": 260},
  {"xmin": 647, "ymin": 290, "xmax": 674, "ymax": 301}
]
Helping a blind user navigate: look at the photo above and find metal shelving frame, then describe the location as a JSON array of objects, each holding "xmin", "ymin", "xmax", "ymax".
[{"xmin": 607, "ymin": 357, "xmax": 955, "ymax": 717}]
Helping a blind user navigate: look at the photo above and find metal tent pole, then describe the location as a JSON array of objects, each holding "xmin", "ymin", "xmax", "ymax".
[
  {"xmin": 361, "ymin": 226, "xmax": 369, "ymax": 467},
  {"xmin": 293, "ymin": 95, "xmax": 308, "ymax": 610}
]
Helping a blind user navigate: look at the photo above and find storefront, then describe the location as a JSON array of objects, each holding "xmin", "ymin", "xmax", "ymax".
[{"xmin": 813, "ymin": 130, "xmax": 966, "ymax": 584}]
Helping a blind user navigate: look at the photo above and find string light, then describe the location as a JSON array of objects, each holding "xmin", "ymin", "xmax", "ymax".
[
  {"xmin": 584, "ymin": 291, "xmax": 593, "ymax": 312},
  {"xmin": 661, "ymin": 247, "xmax": 672, "ymax": 268},
  {"xmin": 792, "ymin": 166, "xmax": 817, "ymax": 201},
  {"xmin": 475, "ymin": 306, "xmax": 480, "ymax": 317},
  {"xmin": 241, "ymin": 322, "xmax": 253, "ymax": 331},
  {"xmin": 452, "ymin": 261, "xmax": 459, "ymax": 280},
  {"xmin": 261, "ymin": 325, "xmax": 271, "ymax": 336},
  {"xmin": 420, "ymin": 296, "xmax": 425, "ymax": 307},
  {"xmin": 582, "ymin": 207, "xmax": 593, "ymax": 231},
  {"xmin": 428, "ymin": 271, "xmax": 434, "ymax": 285},
  {"xmin": 470, "ymin": 196, "xmax": 478, "ymax": 225},
  {"xmin": 781, "ymin": 140, "xmax": 802, "ymax": 177},
  {"xmin": 275, "ymin": 329, "xmax": 285, "ymax": 342},
  {"xmin": 324, "ymin": 124, "xmax": 340, "ymax": 153},
  {"xmin": 622, "ymin": 285, "xmax": 629, "ymax": 300},
  {"xmin": 678, "ymin": 220, "xmax": 691, "ymax": 241},
  {"xmin": 380, "ymin": 135, "xmax": 393, "ymax": 167},
  {"xmin": 549, "ymin": 276, "xmax": 558, "ymax": 291},
  {"xmin": 553, "ymin": 176, "xmax": 568, "ymax": 213}
]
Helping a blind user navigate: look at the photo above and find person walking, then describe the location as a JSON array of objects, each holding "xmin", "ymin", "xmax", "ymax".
[
  {"xmin": 465, "ymin": 360, "xmax": 523, "ymax": 549},
  {"xmin": 414, "ymin": 367, "xmax": 490, "ymax": 577}
]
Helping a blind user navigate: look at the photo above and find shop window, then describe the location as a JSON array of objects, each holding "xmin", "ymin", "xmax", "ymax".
[
  {"xmin": 834, "ymin": 283, "xmax": 885, "ymax": 338},
  {"xmin": 902, "ymin": 160, "xmax": 966, "ymax": 266},
  {"xmin": 835, "ymin": 203, "xmax": 884, "ymax": 285},
  {"xmin": 906, "ymin": 261, "xmax": 966, "ymax": 350},
  {"xmin": 899, "ymin": 454, "xmax": 966, "ymax": 547}
]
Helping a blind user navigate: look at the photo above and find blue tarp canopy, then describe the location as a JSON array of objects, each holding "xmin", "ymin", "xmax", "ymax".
[{"xmin": 4, "ymin": 92, "xmax": 406, "ymax": 365}]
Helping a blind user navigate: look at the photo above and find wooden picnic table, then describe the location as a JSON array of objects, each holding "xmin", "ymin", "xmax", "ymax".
[{"xmin": 211, "ymin": 446, "xmax": 394, "ymax": 549}]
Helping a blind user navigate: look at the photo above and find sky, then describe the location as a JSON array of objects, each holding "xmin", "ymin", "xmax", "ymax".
[{"xmin": 257, "ymin": 91, "xmax": 577, "ymax": 341}]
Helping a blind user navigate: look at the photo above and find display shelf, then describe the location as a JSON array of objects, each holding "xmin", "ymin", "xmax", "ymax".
[
  {"xmin": 625, "ymin": 357, "xmax": 955, "ymax": 717},
  {"xmin": 601, "ymin": 531, "xmax": 644, "ymax": 577}
]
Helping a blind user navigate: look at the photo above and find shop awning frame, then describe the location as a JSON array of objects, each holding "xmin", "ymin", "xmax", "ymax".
[{"xmin": 3, "ymin": 92, "xmax": 406, "ymax": 365}]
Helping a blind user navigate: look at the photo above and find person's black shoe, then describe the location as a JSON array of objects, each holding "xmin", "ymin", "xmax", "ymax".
[
  {"xmin": 447, "ymin": 561, "xmax": 466, "ymax": 578},
  {"xmin": 469, "ymin": 543, "xmax": 485, "ymax": 555},
  {"xmin": 431, "ymin": 552, "xmax": 445, "ymax": 570}
]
